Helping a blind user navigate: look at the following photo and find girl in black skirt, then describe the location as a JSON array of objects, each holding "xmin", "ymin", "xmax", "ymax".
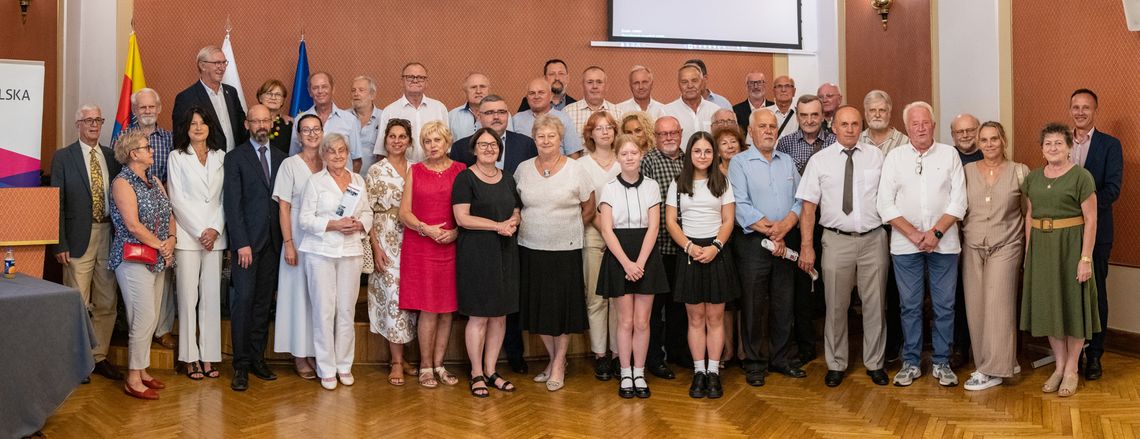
[
  {"xmin": 665, "ymin": 131, "xmax": 740, "ymax": 399},
  {"xmin": 595, "ymin": 135, "xmax": 670, "ymax": 399}
]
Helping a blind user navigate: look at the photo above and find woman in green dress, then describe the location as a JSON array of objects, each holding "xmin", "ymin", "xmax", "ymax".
[{"xmin": 1020, "ymin": 123, "xmax": 1099, "ymax": 398}]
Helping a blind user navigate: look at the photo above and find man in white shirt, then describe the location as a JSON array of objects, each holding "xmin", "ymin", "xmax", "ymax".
[
  {"xmin": 796, "ymin": 106, "xmax": 889, "ymax": 388},
  {"xmin": 448, "ymin": 72, "xmax": 491, "ymax": 141},
  {"xmin": 662, "ymin": 64, "xmax": 719, "ymax": 151},
  {"xmin": 616, "ymin": 65, "xmax": 664, "ymax": 120},
  {"xmin": 877, "ymin": 101, "xmax": 966, "ymax": 388},
  {"xmin": 290, "ymin": 72, "xmax": 359, "ymax": 165},
  {"xmin": 512, "ymin": 78, "xmax": 583, "ymax": 157},
  {"xmin": 683, "ymin": 58, "xmax": 732, "ymax": 109},
  {"xmin": 374, "ymin": 62, "xmax": 449, "ymax": 162},
  {"xmin": 562, "ymin": 66, "xmax": 624, "ymax": 149},
  {"xmin": 764, "ymin": 75, "xmax": 799, "ymax": 139},
  {"xmin": 349, "ymin": 76, "xmax": 383, "ymax": 173}
]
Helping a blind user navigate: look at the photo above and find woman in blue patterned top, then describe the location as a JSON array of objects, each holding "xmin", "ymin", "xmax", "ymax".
[{"xmin": 109, "ymin": 129, "xmax": 175, "ymax": 400}]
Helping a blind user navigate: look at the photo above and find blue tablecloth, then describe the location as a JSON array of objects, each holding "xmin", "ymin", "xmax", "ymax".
[{"xmin": 0, "ymin": 273, "xmax": 95, "ymax": 439}]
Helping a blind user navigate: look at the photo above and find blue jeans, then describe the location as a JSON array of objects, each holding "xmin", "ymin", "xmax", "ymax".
[{"xmin": 892, "ymin": 252, "xmax": 958, "ymax": 366}]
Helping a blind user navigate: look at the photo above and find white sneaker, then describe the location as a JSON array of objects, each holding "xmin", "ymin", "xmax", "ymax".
[
  {"xmin": 932, "ymin": 363, "xmax": 958, "ymax": 387},
  {"xmin": 893, "ymin": 362, "xmax": 922, "ymax": 387},
  {"xmin": 321, "ymin": 377, "xmax": 337, "ymax": 390},
  {"xmin": 964, "ymin": 371, "xmax": 1002, "ymax": 391},
  {"xmin": 1013, "ymin": 364, "xmax": 1022, "ymax": 374}
]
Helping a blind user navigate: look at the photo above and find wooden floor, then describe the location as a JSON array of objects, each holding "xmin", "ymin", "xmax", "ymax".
[{"xmin": 41, "ymin": 352, "xmax": 1140, "ymax": 438}]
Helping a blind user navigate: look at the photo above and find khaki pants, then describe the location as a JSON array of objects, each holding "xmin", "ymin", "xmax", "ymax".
[
  {"xmin": 962, "ymin": 242, "xmax": 1022, "ymax": 377},
  {"xmin": 583, "ymin": 227, "xmax": 619, "ymax": 356},
  {"xmin": 62, "ymin": 223, "xmax": 118, "ymax": 363},
  {"xmin": 821, "ymin": 228, "xmax": 888, "ymax": 371},
  {"xmin": 115, "ymin": 262, "xmax": 166, "ymax": 370}
]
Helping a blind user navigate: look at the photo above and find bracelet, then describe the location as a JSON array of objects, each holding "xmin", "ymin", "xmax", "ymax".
[
  {"xmin": 711, "ymin": 239, "xmax": 724, "ymax": 251},
  {"xmin": 1080, "ymin": 255, "xmax": 1093, "ymax": 263},
  {"xmin": 684, "ymin": 241, "xmax": 693, "ymax": 253},
  {"xmin": 284, "ymin": 239, "xmax": 293, "ymax": 244}
]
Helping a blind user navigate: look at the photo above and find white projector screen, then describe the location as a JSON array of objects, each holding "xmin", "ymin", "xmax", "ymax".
[{"xmin": 609, "ymin": 0, "xmax": 802, "ymax": 50}]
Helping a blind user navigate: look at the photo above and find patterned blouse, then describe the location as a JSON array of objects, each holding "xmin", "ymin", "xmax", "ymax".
[{"xmin": 109, "ymin": 167, "xmax": 173, "ymax": 272}]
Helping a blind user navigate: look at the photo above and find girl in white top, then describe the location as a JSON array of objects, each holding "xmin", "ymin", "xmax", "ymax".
[
  {"xmin": 297, "ymin": 133, "xmax": 373, "ymax": 390},
  {"xmin": 271, "ymin": 114, "xmax": 322, "ymax": 379},
  {"xmin": 595, "ymin": 135, "xmax": 670, "ymax": 399},
  {"xmin": 578, "ymin": 111, "xmax": 622, "ymax": 380},
  {"xmin": 167, "ymin": 109, "xmax": 227, "ymax": 380},
  {"xmin": 665, "ymin": 131, "xmax": 739, "ymax": 399}
]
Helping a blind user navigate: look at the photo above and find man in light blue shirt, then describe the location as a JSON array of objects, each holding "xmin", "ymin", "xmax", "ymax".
[
  {"xmin": 728, "ymin": 109, "xmax": 805, "ymax": 386},
  {"xmin": 512, "ymin": 77, "xmax": 583, "ymax": 157},
  {"xmin": 349, "ymin": 75, "xmax": 383, "ymax": 173},
  {"xmin": 289, "ymin": 72, "xmax": 359, "ymax": 167}
]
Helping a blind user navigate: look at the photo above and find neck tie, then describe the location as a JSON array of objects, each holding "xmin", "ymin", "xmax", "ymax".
[
  {"xmin": 259, "ymin": 146, "xmax": 271, "ymax": 184},
  {"xmin": 89, "ymin": 147, "xmax": 105, "ymax": 220},
  {"xmin": 842, "ymin": 148, "xmax": 854, "ymax": 215}
]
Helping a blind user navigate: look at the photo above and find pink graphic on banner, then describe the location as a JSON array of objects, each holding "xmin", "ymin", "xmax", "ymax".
[{"xmin": 0, "ymin": 148, "xmax": 41, "ymax": 187}]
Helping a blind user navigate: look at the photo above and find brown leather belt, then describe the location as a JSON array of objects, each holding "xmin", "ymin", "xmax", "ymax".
[
  {"xmin": 92, "ymin": 216, "xmax": 111, "ymax": 224},
  {"xmin": 1031, "ymin": 216, "xmax": 1083, "ymax": 232}
]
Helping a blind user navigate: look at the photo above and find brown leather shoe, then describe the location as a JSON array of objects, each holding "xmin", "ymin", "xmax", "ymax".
[
  {"xmin": 155, "ymin": 333, "xmax": 177, "ymax": 349},
  {"xmin": 93, "ymin": 360, "xmax": 123, "ymax": 380}
]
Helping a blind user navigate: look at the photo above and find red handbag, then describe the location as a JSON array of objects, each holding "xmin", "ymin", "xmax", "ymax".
[{"xmin": 122, "ymin": 242, "xmax": 158, "ymax": 264}]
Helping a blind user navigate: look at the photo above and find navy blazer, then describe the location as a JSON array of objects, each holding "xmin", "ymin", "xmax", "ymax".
[
  {"xmin": 1083, "ymin": 129, "xmax": 1124, "ymax": 246},
  {"xmin": 172, "ymin": 81, "xmax": 249, "ymax": 146},
  {"xmin": 223, "ymin": 141, "xmax": 285, "ymax": 253},
  {"xmin": 449, "ymin": 130, "xmax": 538, "ymax": 176},
  {"xmin": 50, "ymin": 142, "xmax": 123, "ymax": 257},
  {"xmin": 732, "ymin": 99, "xmax": 773, "ymax": 133}
]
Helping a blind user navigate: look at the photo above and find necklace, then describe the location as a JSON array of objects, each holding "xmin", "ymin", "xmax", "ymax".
[
  {"xmin": 475, "ymin": 163, "xmax": 499, "ymax": 178},
  {"xmin": 539, "ymin": 155, "xmax": 563, "ymax": 177},
  {"xmin": 979, "ymin": 160, "xmax": 1003, "ymax": 176},
  {"xmin": 1044, "ymin": 164, "xmax": 1068, "ymax": 189}
]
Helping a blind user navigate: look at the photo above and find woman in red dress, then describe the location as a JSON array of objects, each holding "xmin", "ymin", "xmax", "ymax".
[{"xmin": 398, "ymin": 120, "xmax": 466, "ymax": 388}]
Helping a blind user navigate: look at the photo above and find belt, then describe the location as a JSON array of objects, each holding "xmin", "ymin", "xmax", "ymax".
[
  {"xmin": 824, "ymin": 226, "xmax": 881, "ymax": 237},
  {"xmin": 92, "ymin": 216, "xmax": 110, "ymax": 224},
  {"xmin": 1030, "ymin": 216, "xmax": 1083, "ymax": 232},
  {"xmin": 376, "ymin": 207, "xmax": 399, "ymax": 216}
]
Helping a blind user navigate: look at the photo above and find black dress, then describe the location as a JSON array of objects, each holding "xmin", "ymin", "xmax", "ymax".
[{"xmin": 452, "ymin": 169, "xmax": 521, "ymax": 317}]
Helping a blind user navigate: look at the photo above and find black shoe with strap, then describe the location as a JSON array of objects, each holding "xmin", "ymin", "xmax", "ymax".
[
  {"xmin": 485, "ymin": 372, "xmax": 515, "ymax": 392},
  {"xmin": 469, "ymin": 375, "xmax": 489, "ymax": 398},
  {"xmin": 618, "ymin": 376, "xmax": 635, "ymax": 399}
]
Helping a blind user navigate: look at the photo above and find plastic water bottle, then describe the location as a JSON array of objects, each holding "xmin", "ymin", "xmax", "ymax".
[{"xmin": 3, "ymin": 248, "xmax": 14, "ymax": 279}]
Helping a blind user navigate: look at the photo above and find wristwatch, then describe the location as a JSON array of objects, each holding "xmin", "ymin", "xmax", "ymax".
[{"xmin": 933, "ymin": 229, "xmax": 944, "ymax": 240}]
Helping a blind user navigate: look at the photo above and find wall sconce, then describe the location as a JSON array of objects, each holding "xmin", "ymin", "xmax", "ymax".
[
  {"xmin": 20, "ymin": 0, "xmax": 32, "ymax": 24},
  {"xmin": 872, "ymin": 0, "xmax": 893, "ymax": 30}
]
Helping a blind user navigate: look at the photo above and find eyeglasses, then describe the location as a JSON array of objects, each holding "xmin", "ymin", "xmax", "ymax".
[
  {"xmin": 480, "ymin": 109, "xmax": 509, "ymax": 117},
  {"xmin": 261, "ymin": 92, "xmax": 284, "ymax": 99},
  {"xmin": 77, "ymin": 117, "xmax": 105, "ymax": 126},
  {"xmin": 131, "ymin": 146, "xmax": 154, "ymax": 153},
  {"xmin": 746, "ymin": 80, "xmax": 767, "ymax": 88},
  {"xmin": 711, "ymin": 119, "xmax": 736, "ymax": 127},
  {"xmin": 951, "ymin": 128, "xmax": 978, "ymax": 136},
  {"xmin": 299, "ymin": 127, "xmax": 323, "ymax": 135},
  {"xmin": 915, "ymin": 154, "xmax": 924, "ymax": 175},
  {"xmin": 475, "ymin": 141, "xmax": 498, "ymax": 150},
  {"xmin": 402, "ymin": 75, "xmax": 428, "ymax": 83},
  {"xmin": 593, "ymin": 125, "xmax": 615, "ymax": 133},
  {"xmin": 774, "ymin": 83, "xmax": 795, "ymax": 90},
  {"xmin": 658, "ymin": 130, "xmax": 681, "ymax": 138},
  {"xmin": 247, "ymin": 118, "xmax": 273, "ymax": 126},
  {"xmin": 200, "ymin": 60, "xmax": 229, "ymax": 67}
]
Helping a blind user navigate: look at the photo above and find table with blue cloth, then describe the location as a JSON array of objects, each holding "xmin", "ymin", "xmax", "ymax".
[{"xmin": 0, "ymin": 273, "xmax": 95, "ymax": 439}]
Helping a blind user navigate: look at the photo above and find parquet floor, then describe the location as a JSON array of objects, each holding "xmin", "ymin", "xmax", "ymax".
[{"xmin": 40, "ymin": 352, "xmax": 1140, "ymax": 438}]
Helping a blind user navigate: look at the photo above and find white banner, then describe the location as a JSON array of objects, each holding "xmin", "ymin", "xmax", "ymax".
[{"xmin": 0, "ymin": 59, "xmax": 45, "ymax": 188}]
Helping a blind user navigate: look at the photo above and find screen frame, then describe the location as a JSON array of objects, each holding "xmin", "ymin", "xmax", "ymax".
[{"xmin": 607, "ymin": 0, "xmax": 804, "ymax": 50}]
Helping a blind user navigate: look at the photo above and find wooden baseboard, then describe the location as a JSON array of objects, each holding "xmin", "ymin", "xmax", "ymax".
[{"xmin": 1107, "ymin": 328, "xmax": 1140, "ymax": 358}]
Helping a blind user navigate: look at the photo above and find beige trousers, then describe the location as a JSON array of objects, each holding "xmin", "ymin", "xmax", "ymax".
[
  {"xmin": 962, "ymin": 242, "xmax": 1022, "ymax": 377},
  {"xmin": 821, "ymin": 228, "xmax": 888, "ymax": 371},
  {"xmin": 584, "ymin": 227, "xmax": 619, "ymax": 356},
  {"xmin": 115, "ymin": 262, "xmax": 166, "ymax": 370},
  {"xmin": 62, "ymin": 223, "xmax": 118, "ymax": 362}
]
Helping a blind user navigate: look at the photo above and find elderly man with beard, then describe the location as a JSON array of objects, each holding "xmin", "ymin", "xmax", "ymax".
[
  {"xmin": 518, "ymin": 59, "xmax": 578, "ymax": 112},
  {"xmin": 224, "ymin": 104, "xmax": 286, "ymax": 391},
  {"xmin": 950, "ymin": 113, "xmax": 983, "ymax": 165},
  {"xmin": 859, "ymin": 90, "xmax": 909, "ymax": 155},
  {"xmin": 113, "ymin": 88, "xmax": 179, "ymax": 350}
]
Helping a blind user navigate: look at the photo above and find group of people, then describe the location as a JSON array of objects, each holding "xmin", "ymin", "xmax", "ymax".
[{"xmin": 52, "ymin": 46, "xmax": 1121, "ymax": 401}]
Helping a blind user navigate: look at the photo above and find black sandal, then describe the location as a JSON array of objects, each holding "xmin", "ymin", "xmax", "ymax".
[
  {"xmin": 203, "ymin": 362, "xmax": 220, "ymax": 379},
  {"xmin": 469, "ymin": 375, "xmax": 489, "ymax": 398},
  {"xmin": 485, "ymin": 372, "xmax": 515, "ymax": 392},
  {"xmin": 186, "ymin": 361, "xmax": 204, "ymax": 381}
]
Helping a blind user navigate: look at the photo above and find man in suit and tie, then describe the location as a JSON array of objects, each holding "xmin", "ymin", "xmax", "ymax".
[
  {"xmin": 172, "ymin": 45, "xmax": 248, "ymax": 151},
  {"xmin": 224, "ymin": 104, "xmax": 285, "ymax": 391},
  {"xmin": 732, "ymin": 71, "xmax": 774, "ymax": 134},
  {"xmin": 50, "ymin": 104, "xmax": 124, "ymax": 383},
  {"xmin": 450, "ymin": 94, "xmax": 537, "ymax": 175},
  {"xmin": 1069, "ymin": 88, "xmax": 1123, "ymax": 381}
]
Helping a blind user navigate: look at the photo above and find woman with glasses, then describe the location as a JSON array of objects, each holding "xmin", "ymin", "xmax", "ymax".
[
  {"xmin": 108, "ymin": 130, "xmax": 174, "ymax": 400},
  {"xmin": 579, "ymin": 111, "xmax": 622, "ymax": 381},
  {"xmin": 271, "ymin": 114, "xmax": 323, "ymax": 380},
  {"xmin": 167, "ymin": 107, "xmax": 227, "ymax": 381},
  {"xmin": 256, "ymin": 80, "xmax": 293, "ymax": 154}
]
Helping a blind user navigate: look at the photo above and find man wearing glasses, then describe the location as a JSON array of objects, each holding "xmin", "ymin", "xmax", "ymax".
[
  {"xmin": 51, "ymin": 104, "xmax": 124, "ymax": 384},
  {"xmin": 877, "ymin": 101, "xmax": 966, "ymax": 388},
  {"xmin": 172, "ymin": 45, "xmax": 247, "ymax": 151},
  {"xmin": 374, "ymin": 62, "xmax": 449, "ymax": 163},
  {"xmin": 764, "ymin": 76, "xmax": 799, "ymax": 139},
  {"xmin": 450, "ymin": 94, "xmax": 536, "ymax": 175},
  {"xmin": 732, "ymin": 71, "xmax": 774, "ymax": 134}
]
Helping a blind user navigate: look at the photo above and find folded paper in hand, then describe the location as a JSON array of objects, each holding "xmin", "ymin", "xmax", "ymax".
[{"xmin": 335, "ymin": 184, "xmax": 363, "ymax": 218}]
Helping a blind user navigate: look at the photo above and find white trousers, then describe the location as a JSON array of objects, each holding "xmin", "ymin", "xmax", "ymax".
[
  {"xmin": 304, "ymin": 253, "xmax": 363, "ymax": 378},
  {"xmin": 174, "ymin": 249, "xmax": 223, "ymax": 363},
  {"xmin": 114, "ymin": 262, "xmax": 165, "ymax": 370}
]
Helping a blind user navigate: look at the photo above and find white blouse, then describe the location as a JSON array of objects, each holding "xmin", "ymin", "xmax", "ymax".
[
  {"xmin": 666, "ymin": 178, "xmax": 734, "ymax": 238},
  {"xmin": 297, "ymin": 168, "xmax": 374, "ymax": 259},
  {"xmin": 515, "ymin": 157, "xmax": 594, "ymax": 251},
  {"xmin": 599, "ymin": 175, "xmax": 661, "ymax": 229}
]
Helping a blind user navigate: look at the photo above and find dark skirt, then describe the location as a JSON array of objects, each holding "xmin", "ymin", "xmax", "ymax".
[
  {"xmin": 456, "ymin": 231, "xmax": 519, "ymax": 317},
  {"xmin": 519, "ymin": 246, "xmax": 588, "ymax": 336},
  {"xmin": 674, "ymin": 236, "xmax": 742, "ymax": 305},
  {"xmin": 596, "ymin": 228, "xmax": 670, "ymax": 298}
]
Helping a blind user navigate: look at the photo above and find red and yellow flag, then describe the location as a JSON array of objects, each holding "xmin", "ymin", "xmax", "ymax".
[{"xmin": 112, "ymin": 32, "xmax": 146, "ymax": 140}]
